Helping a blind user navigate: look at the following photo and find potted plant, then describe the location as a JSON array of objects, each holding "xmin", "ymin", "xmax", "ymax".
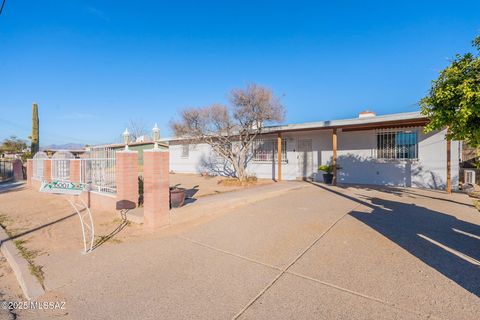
[
  {"xmin": 318, "ymin": 164, "xmax": 341, "ymax": 184},
  {"xmin": 170, "ymin": 184, "xmax": 186, "ymax": 208}
]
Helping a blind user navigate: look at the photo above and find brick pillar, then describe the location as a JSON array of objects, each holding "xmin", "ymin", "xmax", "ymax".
[
  {"xmin": 115, "ymin": 151, "xmax": 138, "ymax": 210},
  {"xmin": 143, "ymin": 149, "xmax": 170, "ymax": 228},
  {"xmin": 70, "ymin": 159, "xmax": 81, "ymax": 183},
  {"xmin": 27, "ymin": 159, "xmax": 33, "ymax": 187},
  {"xmin": 13, "ymin": 159, "xmax": 24, "ymax": 181},
  {"xmin": 43, "ymin": 159, "xmax": 52, "ymax": 182}
]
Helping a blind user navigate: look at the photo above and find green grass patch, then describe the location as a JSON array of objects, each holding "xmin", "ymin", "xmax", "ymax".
[
  {"xmin": 474, "ymin": 200, "xmax": 480, "ymax": 212},
  {"xmin": 12, "ymin": 239, "xmax": 45, "ymax": 287},
  {"xmin": 0, "ymin": 213, "xmax": 45, "ymax": 287},
  {"xmin": 0, "ymin": 213, "xmax": 9, "ymax": 229},
  {"xmin": 94, "ymin": 235, "xmax": 123, "ymax": 247}
]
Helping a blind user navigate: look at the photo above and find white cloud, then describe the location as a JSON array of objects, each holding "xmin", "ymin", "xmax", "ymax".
[{"xmin": 86, "ymin": 6, "xmax": 110, "ymax": 22}]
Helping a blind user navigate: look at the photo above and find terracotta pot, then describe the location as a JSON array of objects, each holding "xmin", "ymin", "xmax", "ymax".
[
  {"xmin": 323, "ymin": 173, "xmax": 333, "ymax": 184},
  {"xmin": 170, "ymin": 188, "xmax": 186, "ymax": 208}
]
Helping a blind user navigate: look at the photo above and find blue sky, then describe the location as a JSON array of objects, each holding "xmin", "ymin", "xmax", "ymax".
[{"xmin": 0, "ymin": 0, "xmax": 479, "ymax": 146}]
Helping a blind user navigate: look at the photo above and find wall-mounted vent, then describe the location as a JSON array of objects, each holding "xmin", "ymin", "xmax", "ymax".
[{"xmin": 465, "ymin": 169, "xmax": 476, "ymax": 185}]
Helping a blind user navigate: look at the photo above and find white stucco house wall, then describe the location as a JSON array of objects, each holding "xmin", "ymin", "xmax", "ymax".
[{"xmin": 162, "ymin": 111, "xmax": 460, "ymax": 190}]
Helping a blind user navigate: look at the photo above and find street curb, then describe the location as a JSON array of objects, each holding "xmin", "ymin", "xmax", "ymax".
[{"xmin": 0, "ymin": 227, "xmax": 45, "ymax": 300}]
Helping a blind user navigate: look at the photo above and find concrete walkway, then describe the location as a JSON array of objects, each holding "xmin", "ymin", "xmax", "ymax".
[
  {"xmin": 124, "ymin": 181, "xmax": 306, "ymax": 224},
  {"xmin": 31, "ymin": 183, "xmax": 480, "ymax": 319}
]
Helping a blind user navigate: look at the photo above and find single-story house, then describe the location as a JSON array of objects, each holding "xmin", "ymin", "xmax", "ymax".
[{"xmin": 163, "ymin": 110, "xmax": 460, "ymax": 191}]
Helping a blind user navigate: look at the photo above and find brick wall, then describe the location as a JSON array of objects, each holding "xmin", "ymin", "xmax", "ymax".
[
  {"xmin": 26, "ymin": 159, "xmax": 33, "ymax": 187},
  {"xmin": 70, "ymin": 159, "xmax": 80, "ymax": 183},
  {"xmin": 143, "ymin": 149, "xmax": 170, "ymax": 228},
  {"xmin": 43, "ymin": 159, "xmax": 52, "ymax": 182},
  {"xmin": 115, "ymin": 151, "xmax": 139, "ymax": 210}
]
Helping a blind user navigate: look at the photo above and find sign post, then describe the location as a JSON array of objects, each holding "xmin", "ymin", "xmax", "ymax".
[{"xmin": 40, "ymin": 181, "xmax": 95, "ymax": 254}]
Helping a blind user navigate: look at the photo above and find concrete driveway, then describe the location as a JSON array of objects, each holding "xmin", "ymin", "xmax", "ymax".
[{"xmin": 31, "ymin": 183, "xmax": 480, "ymax": 319}]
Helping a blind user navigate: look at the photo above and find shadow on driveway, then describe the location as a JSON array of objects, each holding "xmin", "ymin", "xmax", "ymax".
[
  {"xmin": 311, "ymin": 183, "xmax": 480, "ymax": 297},
  {"xmin": 0, "ymin": 181, "xmax": 25, "ymax": 194}
]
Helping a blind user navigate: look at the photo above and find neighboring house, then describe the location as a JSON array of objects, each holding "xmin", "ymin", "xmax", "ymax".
[
  {"xmin": 43, "ymin": 149, "xmax": 87, "ymax": 158},
  {"xmin": 163, "ymin": 111, "xmax": 461, "ymax": 190},
  {"xmin": 459, "ymin": 143, "xmax": 479, "ymax": 186},
  {"xmin": 461, "ymin": 143, "xmax": 478, "ymax": 166},
  {"xmin": 90, "ymin": 141, "xmax": 168, "ymax": 171}
]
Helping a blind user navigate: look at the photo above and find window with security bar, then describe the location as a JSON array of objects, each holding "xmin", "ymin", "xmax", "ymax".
[
  {"xmin": 181, "ymin": 144, "xmax": 189, "ymax": 158},
  {"xmin": 376, "ymin": 129, "xmax": 418, "ymax": 159},
  {"xmin": 252, "ymin": 139, "xmax": 287, "ymax": 163}
]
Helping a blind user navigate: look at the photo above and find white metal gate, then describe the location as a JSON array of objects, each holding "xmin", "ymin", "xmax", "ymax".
[
  {"xmin": 51, "ymin": 151, "xmax": 75, "ymax": 181},
  {"xmin": 80, "ymin": 147, "xmax": 117, "ymax": 194},
  {"xmin": 32, "ymin": 151, "xmax": 48, "ymax": 180}
]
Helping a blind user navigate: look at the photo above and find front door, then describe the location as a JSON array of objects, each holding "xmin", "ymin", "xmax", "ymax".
[{"xmin": 297, "ymin": 139, "xmax": 313, "ymax": 180}]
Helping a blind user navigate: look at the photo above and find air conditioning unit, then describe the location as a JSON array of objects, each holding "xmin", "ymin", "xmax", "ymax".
[{"xmin": 464, "ymin": 169, "xmax": 476, "ymax": 185}]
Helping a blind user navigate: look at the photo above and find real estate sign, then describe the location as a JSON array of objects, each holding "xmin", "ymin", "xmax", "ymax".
[{"xmin": 40, "ymin": 181, "xmax": 86, "ymax": 195}]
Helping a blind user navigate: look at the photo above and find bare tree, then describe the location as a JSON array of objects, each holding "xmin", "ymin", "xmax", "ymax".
[
  {"xmin": 170, "ymin": 84, "xmax": 285, "ymax": 180},
  {"xmin": 128, "ymin": 119, "xmax": 148, "ymax": 141}
]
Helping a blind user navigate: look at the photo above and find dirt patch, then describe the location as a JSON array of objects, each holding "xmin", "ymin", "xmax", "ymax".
[
  {"xmin": 169, "ymin": 173, "xmax": 273, "ymax": 198},
  {"xmin": 0, "ymin": 189, "xmax": 145, "ymax": 264}
]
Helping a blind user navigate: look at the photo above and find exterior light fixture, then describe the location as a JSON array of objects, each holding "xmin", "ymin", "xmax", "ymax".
[
  {"xmin": 123, "ymin": 128, "xmax": 130, "ymax": 151},
  {"xmin": 152, "ymin": 123, "xmax": 160, "ymax": 149}
]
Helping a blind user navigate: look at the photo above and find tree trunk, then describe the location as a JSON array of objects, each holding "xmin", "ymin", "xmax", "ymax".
[{"xmin": 236, "ymin": 149, "xmax": 248, "ymax": 181}]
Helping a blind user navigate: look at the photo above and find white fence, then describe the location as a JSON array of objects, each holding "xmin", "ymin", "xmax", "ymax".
[
  {"xmin": 51, "ymin": 151, "xmax": 74, "ymax": 181},
  {"xmin": 80, "ymin": 147, "xmax": 116, "ymax": 194},
  {"xmin": 32, "ymin": 151, "xmax": 48, "ymax": 180}
]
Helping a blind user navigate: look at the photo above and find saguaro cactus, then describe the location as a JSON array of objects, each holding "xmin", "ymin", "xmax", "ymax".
[{"xmin": 31, "ymin": 103, "xmax": 39, "ymax": 155}]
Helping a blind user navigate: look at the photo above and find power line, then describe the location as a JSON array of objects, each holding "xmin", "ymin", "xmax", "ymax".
[{"xmin": 0, "ymin": 0, "xmax": 6, "ymax": 16}]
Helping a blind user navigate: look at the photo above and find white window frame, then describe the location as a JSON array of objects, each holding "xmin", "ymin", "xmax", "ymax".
[
  {"xmin": 181, "ymin": 144, "xmax": 189, "ymax": 158},
  {"xmin": 376, "ymin": 128, "xmax": 418, "ymax": 160}
]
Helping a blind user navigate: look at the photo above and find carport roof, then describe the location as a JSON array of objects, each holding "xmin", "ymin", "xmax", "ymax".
[
  {"xmin": 161, "ymin": 111, "xmax": 428, "ymax": 142},
  {"xmin": 263, "ymin": 111, "xmax": 428, "ymax": 134}
]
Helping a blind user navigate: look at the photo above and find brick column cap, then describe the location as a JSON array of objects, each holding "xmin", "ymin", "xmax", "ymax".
[{"xmin": 144, "ymin": 149, "xmax": 169, "ymax": 153}]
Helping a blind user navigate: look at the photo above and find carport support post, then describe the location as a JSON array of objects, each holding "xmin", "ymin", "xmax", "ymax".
[
  {"xmin": 143, "ymin": 149, "xmax": 170, "ymax": 229},
  {"xmin": 115, "ymin": 151, "xmax": 138, "ymax": 210},
  {"xmin": 446, "ymin": 138, "xmax": 452, "ymax": 194},
  {"xmin": 332, "ymin": 128, "xmax": 337, "ymax": 186},
  {"xmin": 277, "ymin": 132, "xmax": 282, "ymax": 181}
]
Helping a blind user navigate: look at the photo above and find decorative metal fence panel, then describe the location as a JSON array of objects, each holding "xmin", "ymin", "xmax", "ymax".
[
  {"xmin": 0, "ymin": 160, "xmax": 13, "ymax": 181},
  {"xmin": 51, "ymin": 151, "xmax": 75, "ymax": 181},
  {"xmin": 32, "ymin": 151, "xmax": 49, "ymax": 180},
  {"xmin": 80, "ymin": 147, "xmax": 116, "ymax": 194}
]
